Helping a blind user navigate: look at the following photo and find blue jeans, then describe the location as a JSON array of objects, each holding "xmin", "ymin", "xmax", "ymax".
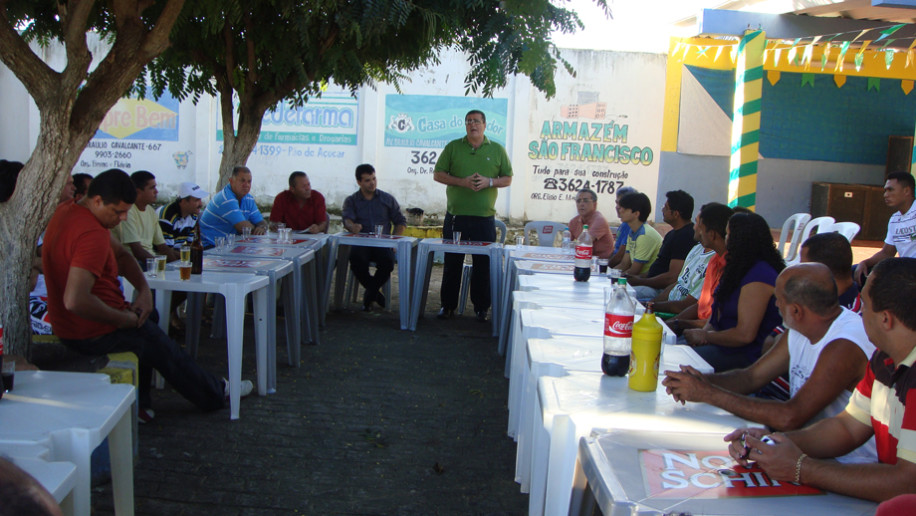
[
  {"xmin": 62, "ymin": 318, "xmax": 225, "ymax": 412},
  {"xmin": 693, "ymin": 343, "xmax": 759, "ymax": 373},
  {"xmin": 440, "ymin": 213, "xmax": 496, "ymax": 312}
]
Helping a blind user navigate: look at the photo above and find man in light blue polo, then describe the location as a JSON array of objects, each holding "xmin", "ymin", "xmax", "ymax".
[{"xmin": 200, "ymin": 166, "xmax": 268, "ymax": 246}]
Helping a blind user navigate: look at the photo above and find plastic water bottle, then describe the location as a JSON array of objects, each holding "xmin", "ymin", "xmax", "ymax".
[
  {"xmin": 573, "ymin": 225, "xmax": 593, "ymax": 282},
  {"xmin": 603, "ymin": 278, "xmax": 634, "ymax": 376},
  {"xmin": 628, "ymin": 302, "xmax": 663, "ymax": 391},
  {"xmin": 561, "ymin": 227, "xmax": 572, "ymax": 250}
]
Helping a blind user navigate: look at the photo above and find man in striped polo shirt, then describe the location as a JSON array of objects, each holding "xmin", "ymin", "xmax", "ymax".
[{"xmin": 727, "ymin": 258, "xmax": 916, "ymax": 502}]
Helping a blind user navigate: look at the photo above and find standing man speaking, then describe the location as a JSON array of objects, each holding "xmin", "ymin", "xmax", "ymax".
[{"xmin": 433, "ymin": 110, "xmax": 512, "ymax": 322}]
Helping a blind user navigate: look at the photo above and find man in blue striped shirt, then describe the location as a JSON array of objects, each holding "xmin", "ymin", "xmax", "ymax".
[{"xmin": 200, "ymin": 166, "xmax": 268, "ymax": 246}]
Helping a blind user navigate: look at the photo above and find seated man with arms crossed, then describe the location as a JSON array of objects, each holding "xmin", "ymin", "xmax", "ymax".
[
  {"xmin": 270, "ymin": 171, "xmax": 328, "ymax": 233},
  {"xmin": 43, "ymin": 169, "xmax": 251, "ymax": 423},
  {"xmin": 729, "ymin": 258, "xmax": 916, "ymax": 502},
  {"xmin": 663, "ymin": 263, "xmax": 876, "ymax": 463}
]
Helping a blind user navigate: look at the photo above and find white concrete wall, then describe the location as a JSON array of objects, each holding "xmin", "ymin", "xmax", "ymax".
[{"xmin": 0, "ymin": 43, "xmax": 668, "ymax": 226}]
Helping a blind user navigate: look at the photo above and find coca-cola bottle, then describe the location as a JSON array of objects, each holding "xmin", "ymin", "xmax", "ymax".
[
  {"xmin": 573, "ymin": 224, "xmax": 593, "ymax": 282},
  {"xmin": 603, "ymin": 277, "xmax": 634, "ymax": 376}
]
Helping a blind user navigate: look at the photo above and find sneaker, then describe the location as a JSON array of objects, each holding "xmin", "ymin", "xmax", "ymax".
[
  {"xmin": 138, "ymin": 408, "xmax": 155, "ymax": 424},
  {"xmin": 222, "ymin": 378, "xmax": 254, "ymax": 401}
]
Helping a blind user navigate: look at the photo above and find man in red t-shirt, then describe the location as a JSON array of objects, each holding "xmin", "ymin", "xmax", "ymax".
[
  {"xmin": 269, "ymin": 171, "xmax": 328, "ymax": 233},
  {"xmin": 43, "ymin": 169, "xmax": 247, "ymax": 422}
]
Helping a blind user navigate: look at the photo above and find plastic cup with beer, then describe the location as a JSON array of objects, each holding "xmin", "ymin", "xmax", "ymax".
[
  {"xmin": 179, "ymin": 261, "xmax": 192, "ymax": 281},
  {"xmin": 155, "ymin": 255, "xmax": 167, "ymax": 276},
  {"xmin": 180, "ymin": 244, "xmax": 191, "ymax": 263}
]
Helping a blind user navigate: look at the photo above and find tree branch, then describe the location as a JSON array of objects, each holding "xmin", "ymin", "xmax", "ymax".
[{"xmin": 0, "ymin": 10, "xmax": 58, "ymax": 102}]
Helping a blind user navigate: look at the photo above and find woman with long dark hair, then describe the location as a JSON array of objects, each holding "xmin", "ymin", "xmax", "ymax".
[{"xmin": 683, "ymin": 211, "xmax": 785, "ymax": 371}]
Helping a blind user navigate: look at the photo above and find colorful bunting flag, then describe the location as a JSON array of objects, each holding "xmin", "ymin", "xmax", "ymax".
[
  {"xmin": 877, "ymin": 24, "xmax": 905, "ymax": 42},
  {"xmin": 887, "ymin": 49, "xmax": 895, "ymax": 70},
  {"xmin": 767, "ymin": 70, "xmax": 781, "ymax": 86},
  {"xmin": 801, "ymin": 73, "xmax": 815, "ymax": 87},
  {"xmin": 834, "ymin": 75, "xmax": 846, "ymax": 88},
  {"xmin": 868, "ymin": 77, "xmax": 881, "ymax": 91},
  {"xmin": 902, "ymin": 80, "xmax": 914, "ymax": 95}
]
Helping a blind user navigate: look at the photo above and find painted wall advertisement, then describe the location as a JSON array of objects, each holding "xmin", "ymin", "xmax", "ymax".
[
  {"xmin": 216, "ymin": 92, "xmax": 360, "ymax": 205},
  {"xmin": 75, "ymin": 92, "xmax": 193, "ymax": 188},
  {"xmin": 380, "ymin": 94, "xmax": 508, "ymax": 210},
  {"xmin": 521, "ymin": 51, "xmax": 666, "ymax": 223}
]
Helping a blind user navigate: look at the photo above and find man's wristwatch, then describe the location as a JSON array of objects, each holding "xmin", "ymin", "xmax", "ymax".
[{"xmin": 488, "ymin": 178, "xmax": 493, "ymax": 188}]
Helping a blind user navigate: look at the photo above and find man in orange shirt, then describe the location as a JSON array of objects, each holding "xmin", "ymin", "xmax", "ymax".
[
  {"xmin": 668, "ymin": 202, "xmax": 732, "ymax": 334},
  {"xmin": 568, "ymin": 188, "xmax": 612, "ymax": 259}
]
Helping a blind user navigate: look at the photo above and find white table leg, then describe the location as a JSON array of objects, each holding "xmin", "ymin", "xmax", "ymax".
[
  {"xmin": 224, "ymin": 290, "xmax": 245, "ymax": 420},
  {"xmin": 264, "ymin": 280, "xmax": 278, "ymax": 393},
  {"xmin": 397, "ymin": 241, "xmax": 412, "ymax": 330},
  {"xmin": 409, "ymin": 248, "xmax": 431, "ymax": 331},
  {"xmin": 108, "ymin": 408, "xmax": 135, "ymax": 516},
  {"xmin": 281, "ymin": 274, "xmax": 300, "ymax": 368},
  {"xmin": 253, "ymin": 287, "xmax": 269, "ymax": 397},
  {"xmin": 49, "ymin": 430, "xmax": 91, "ymax": 516},
  {"xmin": 304, "ymin": 259, "xmax": 321, "ymax": 345}
]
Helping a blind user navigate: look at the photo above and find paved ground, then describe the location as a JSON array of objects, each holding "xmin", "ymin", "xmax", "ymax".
[{"xmin": 91, "ymin": 264, "xmax": 527, "ymax": 515}]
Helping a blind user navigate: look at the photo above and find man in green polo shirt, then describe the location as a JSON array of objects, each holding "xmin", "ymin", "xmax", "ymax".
[{"xmin": 433, "ymin": 109, "xmax": 513, "ymax": 322}]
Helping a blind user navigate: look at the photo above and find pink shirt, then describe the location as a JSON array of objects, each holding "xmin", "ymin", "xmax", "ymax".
[{"xmin": 569, "ymin": 211, "xmax": 613, "ymax": 259}]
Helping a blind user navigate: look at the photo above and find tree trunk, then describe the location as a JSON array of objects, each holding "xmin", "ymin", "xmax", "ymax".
[
  {"xmin": 0, "ymin": 106, "xmax": 94, "ymax": 357},
  {"xmin": 0, "ymin": 0, "xmax": 187, "ymax": 357},
  {"xmin": 216, "ymin": 95, "xmax": 272, "ymax": 189}
]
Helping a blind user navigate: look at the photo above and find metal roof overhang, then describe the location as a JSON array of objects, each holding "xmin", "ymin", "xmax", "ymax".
[{"xmin": 694, "ymin": 1, "xmax": 916, "ymax": 49}]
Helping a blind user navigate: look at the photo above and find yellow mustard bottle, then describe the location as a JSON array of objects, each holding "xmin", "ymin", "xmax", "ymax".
[{"xmin": 628, "ymin": 303, "xmax": 663, "ymax": 391}]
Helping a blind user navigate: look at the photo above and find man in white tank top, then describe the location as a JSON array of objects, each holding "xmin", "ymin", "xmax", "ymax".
[{"xmin": 663, "ymin": 263, "xmax": 876, "ymax": 463}]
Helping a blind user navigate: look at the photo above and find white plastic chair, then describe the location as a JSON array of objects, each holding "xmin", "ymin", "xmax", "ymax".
[
  {"xmin": 523, "ymin": 221, "xmax": 564, "ymax": 247},
  {"xmin": 457, "ymin": 220, "xmax": 507, "ymax": 315},
  {"xmin": 787, "ymin": 216, "xmax": 835, "ymax": 265},
  {"xmin": 776, "ymin": 213, "xmax": 811, "ymax": 263},
  {"xmin": 829, "ymin": 221, "xmax": 861, "ymax": 243}
]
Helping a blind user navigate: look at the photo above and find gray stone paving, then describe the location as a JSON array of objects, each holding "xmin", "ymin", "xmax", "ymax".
[{"xmin": 91, "ymin": 266, "xmax": 527, "ymax": 515}]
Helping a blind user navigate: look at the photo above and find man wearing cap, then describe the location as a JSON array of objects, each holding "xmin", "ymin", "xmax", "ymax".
[
  {"xmin": 270, "ymin": 171, "xmax": 328, "ymax": 233},
  {"xmin": 158, "ymin": 182, "xmax": 209, "ymax": 249}
]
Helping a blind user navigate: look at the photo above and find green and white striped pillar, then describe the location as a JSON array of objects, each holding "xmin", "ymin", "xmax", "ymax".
[{"xmin": 728, "ymin": 29, "xmax": 765, "ymax": 211}]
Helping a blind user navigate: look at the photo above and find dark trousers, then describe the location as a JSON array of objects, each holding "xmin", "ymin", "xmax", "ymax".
[
  {"xmin": 62, "ymin": 317, "xmax": 225, "ymax": 412},
  {"xmin": 440, "ymin": 213, "xmax": 496, "ymax": 312},
  {"xmin": 348, "ymin": 246, "xmax": 395, "ymax": 304}
]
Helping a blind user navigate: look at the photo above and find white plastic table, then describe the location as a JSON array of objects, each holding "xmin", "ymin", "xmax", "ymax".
[
  {"xmin": 327, "ymin": 232, "xmax": 418, "ymax": 330},
  {"xmin": 0, "ymin": 371, "xmax": 135, "ymax": 516},
  {"xmin": 234, "ymin": 233, "xmax": 329, "ymax": 322},
  {"xmin": 532, "ymin": 371, "xmax": 751, "ymax": 516},
  {"xmin": 207, "ymin": 243, "xmax": 320, "ymax": 349},
  {"xmin": 290, "ymin": 232, "xmax": 332, "ymax": 324},
  {"xmin": 191, "ymin": 256, "xmax": 295, "ymax": 393},
  {"xmin": 497, "ymin": 249, "xmax": 575, "ymax": 353},
  {"xmin": 148, "ymin": 270, "xmax": 269, "ymax": 420},
  {"xmin": 409, "ymin": 238, "xmax": 504, "ymax": 336},
  {"xmin": 569, "ymin": 429, "xmax": 877, "ymax": 516},
  {"xmin": 515, "ymin": 336, "xmax": 710, "ymax": 495}
]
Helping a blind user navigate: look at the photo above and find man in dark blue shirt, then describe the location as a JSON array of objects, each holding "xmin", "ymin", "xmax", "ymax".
[{"xmin": 341, "ymin": 164, "xmax": 407, "ymax": 310}]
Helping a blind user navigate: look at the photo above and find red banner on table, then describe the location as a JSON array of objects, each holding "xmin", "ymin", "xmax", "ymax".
[
  {"xmin": 236, "ymin": 237, "xmax": 308, "ymax": 245},
  {"xmin": 640, "ymin": 449, "xmax": 823, "ymax": 499}
]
